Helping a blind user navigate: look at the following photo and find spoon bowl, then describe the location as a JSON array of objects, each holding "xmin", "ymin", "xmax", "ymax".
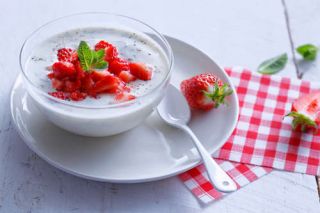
[{"xmin": 157, "ymin": 84, "xmax": 237, "ymax": 192}]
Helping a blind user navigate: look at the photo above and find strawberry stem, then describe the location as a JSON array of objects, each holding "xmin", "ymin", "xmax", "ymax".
[
  {"xmin": 203, "ymin": 83, "xmax": 233, "ymax": 108},
  {"xmin": 286, "ymin": 111, "xmax": 318, "ymax": 132}
]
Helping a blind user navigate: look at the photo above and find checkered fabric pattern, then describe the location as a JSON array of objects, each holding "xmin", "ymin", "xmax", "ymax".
[
  {"xmin": 214, "ymin": 67, "xmax": 320, "ymax": 175},
  {"xmin": 179, "ymin": 160, "xmax": 272, "ymax": 203},
  {"xmin": 180, "ymin": 67, "xmax": 320, "ymax": 203}
]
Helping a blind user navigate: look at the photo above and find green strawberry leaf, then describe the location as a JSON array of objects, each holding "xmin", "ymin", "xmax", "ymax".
[
  {"xmin": 77, "ymin": 41, "xmax": 93, "ymax": 71},
  {"xmin": 257, "ymin": 53, "xmax": 288, "ymax": 75},
  {"xmin": 296, "ymin": 44, "xmax": 318, "ymax": 61}
]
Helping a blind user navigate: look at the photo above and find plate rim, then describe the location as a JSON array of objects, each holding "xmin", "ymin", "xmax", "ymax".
[{"xmin": 10, "ymin": 35, "xmax": 239, "ymax": 183}]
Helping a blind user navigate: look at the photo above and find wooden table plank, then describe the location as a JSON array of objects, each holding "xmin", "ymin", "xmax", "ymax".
[{"xmin": 0, "ymin": 0, "xmax": 319, "ymax": 212}]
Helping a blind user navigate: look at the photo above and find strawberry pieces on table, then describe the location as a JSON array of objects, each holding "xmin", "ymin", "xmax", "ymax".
[
  {"xmin": 180, "ymin": 73, "xmax": 233, "ymax": 110},
  {"xmin": 129, "ymin": 62, "xmax": 152, "ymax": 80},
  {"xmin": 47, "ymin": 40, "xmax": 153, "ymax": 103},
  {"xmin": 286, "ymin": 91, "xmax": 320, "ymax": 132}
]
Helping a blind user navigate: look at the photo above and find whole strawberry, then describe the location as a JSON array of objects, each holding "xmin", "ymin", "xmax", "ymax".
[
  {"xmin": 180, "ymin": 73, "xmax": 233, "ymax": 110},
  {"xmin": 286, "ymin": 91, "xmax": 320, "ymax": 132}
]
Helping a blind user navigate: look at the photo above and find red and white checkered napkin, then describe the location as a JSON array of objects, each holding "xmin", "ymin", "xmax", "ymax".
[
  {"xmin": 179, "ymin": 160, "xmax": 272, "ymax": 203},
  {"xmin": 179, "ymin": 67, "xmax": 320, "ymax": 203}
]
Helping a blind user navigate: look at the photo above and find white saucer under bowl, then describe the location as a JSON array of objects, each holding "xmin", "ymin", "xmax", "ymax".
[{"xmin": 10, "ymin": 36, "xmax": 239, "ymax": 183}]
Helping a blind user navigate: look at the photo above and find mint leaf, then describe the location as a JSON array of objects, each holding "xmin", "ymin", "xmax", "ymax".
[
  {"xmin": 296, "ymin": 44, "xmax": 318, "ymax": 61},
  {"xmin": 257, "ymin": 53, "xmax": 288, "ymax": 75},
  {"xmin": 94, "ymin": 61, "xmax": 108, "ymax": 69},
  {"xmin": 77, "ymin": 41, "xmax": 93, "ymax": 71},
  {"xmin": 95, "ymin": 49, "xmax": 105, "ymax": 61},
  {"xmin": 77, "ymin": 41, "xmax": 108, "ymax": 71}
]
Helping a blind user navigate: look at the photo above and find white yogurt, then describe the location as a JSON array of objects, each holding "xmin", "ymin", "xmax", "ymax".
[{"xmin": 24, "ymin": 27, "xmax": 171, "ymax": 136}]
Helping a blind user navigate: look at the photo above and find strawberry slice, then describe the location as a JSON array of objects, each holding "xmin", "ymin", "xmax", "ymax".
[
  {"xmin": 81, "ymin": 74, "xmax": 95, "ymax": 92},
  {"xmin": 64, "ymin": 80, "xmax": 81, "ymax": 93},
  {"xmin": 286, "ymin": 91, "xmax": 320, "ymax": 132},
  {"xmin": 52, "ymin": 62, "xmax": 76, "ymax": 79},
  {"xmin": 180, "ymin": 73, "xmax": 233, "ymax": 110},
  {"xmin": 57, "ymin": 48, "xmax": 77, "ymax": 62},
  {"xmin": 115, "ymin": 92, "xmax": 136, "ymax": 103},
  {"xmin": 119, "ymin": 71, "xmax": 136, "ymax": 83},
  {"xmin": 51, "ymin": 78, "xmax": 64, "ymax": 90},
  {"xmin": 129, "ymin": 62, "xmax": 152, "ymax": 80},
  {"xmin": 95, "ymin": 40, "xmax": 118, "ymax": 62},
  {"xmin": 91, "ymin": 70, "xmax": 110, "ymax": 82},
  {"xmin": 49, "ymin": 91, "xmax": 67, "ymax": 100},
  {"xmin": 70, "ymin": 91, "xmax": 87, "ymax": 101},
  {"xmin": 91, "ymin": 75, "xmax": 121, "ymax": 94},
  {"xmin": 109, "ymin": 58, "xmax": 130, "ymax": 75}
]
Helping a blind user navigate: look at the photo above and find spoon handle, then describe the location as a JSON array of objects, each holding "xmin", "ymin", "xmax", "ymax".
[{"xmin": 180, "ymin": 125, "xmax": 237, "ymax": 192}]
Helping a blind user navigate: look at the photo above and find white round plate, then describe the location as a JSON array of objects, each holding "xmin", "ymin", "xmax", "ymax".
[{"xmin": 10, "ymin": 36, "xmax": 239, "ymax": 183}]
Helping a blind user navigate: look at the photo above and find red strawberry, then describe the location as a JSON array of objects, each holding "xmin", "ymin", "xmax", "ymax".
[
  {"xmin": 95, "ymin": 40, "xmax": 111, "ymax": 50},
  {"xmin": 91, "ymin": 70, "xmax": 110, "ymax": 82},
  {"xmin": 64, "ymin": 80, "xmax": 81, "ymax": 93},
  {"xmin": 51, "ymin": 78, "xmax": 64, "ymax": 90},
  {"xmin": 119, "ymin": 71, "xmax": 136, "ymax": 83},
  {"xmin": 47, "ymin": 72, "xmax": 55, "ymax": 79},
  {"xmin": 91, "ymin": 75, "xmax": 121, "ymax": 94},
  {"xmin": 52, "ymin": 62, "xmax": 76, "ymax": 79},
  {"xmin": 74, "ymin": 61, "xmax": 86, "ymax": 80},
  {"xmin": 95, "ymin": 40, "xmax": 118, "ymax": 62},
  {"xmin": 109, "ymin": 58, "xmax": 129, "ymax": 75},
  {"xmin": 70, "ymin": 91, "xmax": 87, "ymax": 101},
  {"xmin": 115, "ymin": 92, "xmax": 136, "ymax": 103},
  {"xmin": 129, "ymin": 62, "xmax": 152, "ymax": 80},
  {"xmin": 49, "ymin": 91, "xmax": 67, "ymax": 100},
  {"xmin": 180, "ymin": 73, "xmax": 233, "ymax": 110},
  {"xmin": 81, "ymin": 74, "xmax": 95, "ymax": 92},
  {"xmin": 57, "ymin": 48, "xmax": 77, "ymax": 62},
  {"xmin": 286, "ymin": 91, "xmax": 320, "ymax": 132}
]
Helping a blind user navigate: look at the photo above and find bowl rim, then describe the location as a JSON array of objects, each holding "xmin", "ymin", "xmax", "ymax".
[{"xmin": 19, "ymin": 12, "xmax": 174, "ymax": 109}]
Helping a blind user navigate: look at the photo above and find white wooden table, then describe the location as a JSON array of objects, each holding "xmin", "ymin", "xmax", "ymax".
[{"xmin": 1, "ymin": 0, "xmax": 319, "ymax": 212}]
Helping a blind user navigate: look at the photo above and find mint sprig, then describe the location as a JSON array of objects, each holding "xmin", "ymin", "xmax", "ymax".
[
  {"xmin": 77, "ymin": 41, "xmax": 108, "ymax": 72},
  {"xmin": 257, "ymin": 53, "xmax": 288, "ymax": 75},
  {"xmin": 296, "ymin": 44, "xmax": 318, "ymax": 61}
]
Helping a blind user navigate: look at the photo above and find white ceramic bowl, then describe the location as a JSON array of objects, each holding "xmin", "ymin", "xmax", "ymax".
[{"xmin": 19, "ymin": 13, "xmax": 173, "ymax": 137}]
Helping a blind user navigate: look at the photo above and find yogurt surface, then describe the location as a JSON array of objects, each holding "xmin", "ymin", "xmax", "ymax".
[{"xmin": 25, "ymin": 27, "xmax": 170, "ymax": 107}]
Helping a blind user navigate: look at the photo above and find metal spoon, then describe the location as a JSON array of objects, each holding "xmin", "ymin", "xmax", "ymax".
[{"xmin": 157, "ymin": 84, "xmax": 237, "ymax": 192}]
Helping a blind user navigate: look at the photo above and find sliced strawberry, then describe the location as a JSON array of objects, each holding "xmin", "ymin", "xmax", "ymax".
[
  {"xmin": 47, "ymin": 72, "xmax": 55, "ymax": 79},
  {"xmin": 74, "ymin": 61, "xmax": 86, "ymax": 80},
  {"xmin": 49, "ymin": 91, "xmax": 67, "ymax": 100},
  {"xmin": 70, "ymin": 91, "xmax": 87, "ymax": 101},
  {"xmin": 286, "ymin": 91, "xmax": 320, "ymax": 132},
  {"xmin": 64, "ymin": 80, "xmax": 81, "ymax": 93},
  {"xmin": 119, "ymin": 71, "xmax": 136, "ymax": 83},
  {"xmin": 109, "ymin": 58, "xmax": 129, "ymax": 75},
  {"xmin": 81, "ymin": 74, "xmax": 95, "ymax": 92},
  {"xmin": 57, "ymin": 48, "xmax": 77, "ymax": 62},
  {"xmin": 129, "ymin": 62, "xmax": 152, "ymax": 80},
  {"xmin": 91, "ymin": 70, "xmax": 110, "ymax": 82},
  {"xmin": 91, "ymin": 75, "xmax": 121, "ymax": 94},
  {"xmin": 180, "ymin": 73, "xmax": 233, "ymax": 110},
  {"xmin": 52, "ymin": 62, "xmax": 76, "ymax": 79},
  {"xmin": 94, "ymin": 40, "xmax": 118, "ymax": 62},
  {"xmin": 51, "ymin": 78, "xmax": 64, "ymax": 90},
  {"xmin": 94, "ymin": 40, "xmax": 111, "ymax": 51},
  {"xmin": 115, "ymin": 92, "xmax": 136, "ymax": 103}
]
